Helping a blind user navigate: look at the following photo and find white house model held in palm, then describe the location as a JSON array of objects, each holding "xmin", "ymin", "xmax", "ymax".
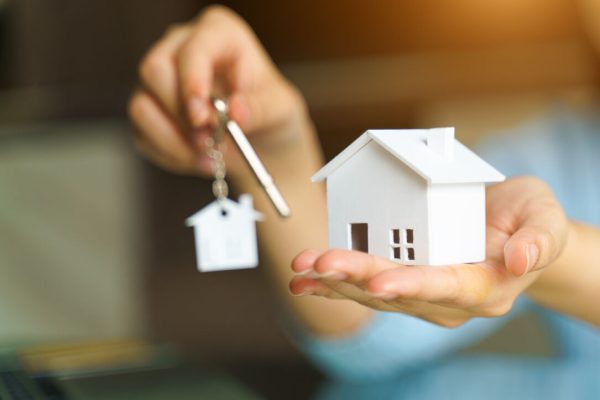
[{"xmin": 312, "ymin": 128, "xmax": 505, "ymax": 266}]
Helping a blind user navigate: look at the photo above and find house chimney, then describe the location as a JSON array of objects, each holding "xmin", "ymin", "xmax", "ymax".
[{"xmin": 426, "ymin": 127, "xmax": 455, "ymax": 160}]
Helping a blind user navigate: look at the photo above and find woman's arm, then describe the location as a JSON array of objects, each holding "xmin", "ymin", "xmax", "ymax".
[
  {"xmin": 128, "ymin": 6, "xmax": 373, "ymax": 336},
  {"xmin": 527, "ymin": 222, "xmax": 600, "ymax": 326},
  {"xmin": 226, "ymin": 108, "xmax": 374, "ymax": 336}
]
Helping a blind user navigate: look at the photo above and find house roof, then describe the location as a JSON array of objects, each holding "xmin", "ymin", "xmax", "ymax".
[
  {"xmin": 186, "ymin": 195, "xmax": 264, "ymax": 226},
  {"xmin": 312, "ymin": 129, "xmax": 505, "ymax": 184}
]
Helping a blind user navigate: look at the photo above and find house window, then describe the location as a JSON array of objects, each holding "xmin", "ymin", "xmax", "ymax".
[
  {"xmin": 392, "ymin": 229, "xmax": 401, "ymax": 244},
  {"xmin": 390, "ymin": 229, "xmax": 415, "ymax": 262},
  {"xmin": 406, "ymin": 229, "xmax": 414, "ymax": 244}
]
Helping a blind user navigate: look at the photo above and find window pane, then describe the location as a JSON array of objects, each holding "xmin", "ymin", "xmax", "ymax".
[
  {"xmin": 406, "ymin": 229, "xmax": 414, "ymax": 244},
  {"xmin": 393, "ymin": 247, "xmax": 401, "ymax": 260},
  {"xmin": 392, "ymin": 229, "xmax": 400, "ymax": 244},
  {"xmin": 407, "ymin": 247, "xmax": 415, "ymax": 261}
]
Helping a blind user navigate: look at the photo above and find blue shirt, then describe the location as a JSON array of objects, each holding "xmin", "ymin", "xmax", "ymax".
[{"xmin": 290, "ymin": 107, "xmax": 600, "ymax": 399}]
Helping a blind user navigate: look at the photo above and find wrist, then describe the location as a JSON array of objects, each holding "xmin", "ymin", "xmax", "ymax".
[
  {"xmin": 228, "ymin": 111, "xmax": 323, "ymax": 189},
  {"xmin": 524, "ymin": 221, "xmax": 600, "ymax": 326}
]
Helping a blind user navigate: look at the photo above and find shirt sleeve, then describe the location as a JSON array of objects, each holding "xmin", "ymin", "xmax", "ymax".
[
  {"xmin": 287, "ymin": 299, "xmax": 529, "ymax": 382},
  {"xmin": 478, "ymin": 106, "xmax": 600, "ymax": 225}
]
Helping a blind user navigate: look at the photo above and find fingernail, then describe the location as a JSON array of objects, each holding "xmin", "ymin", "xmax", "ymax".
[
  {"xmin": 189, "ymin": 97, "xmax": 210, "ymax": 126},
  {"xmin": 317, "ymin": 271, "xmax": 348, "ymax": 281},
  {"xmin": 525, "ymin": 244, "xmax": 539, "ymax": 273}
]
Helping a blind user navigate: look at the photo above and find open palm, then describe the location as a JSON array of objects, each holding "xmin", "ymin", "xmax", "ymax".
[{"xmin": 290, "ymin": 177, "xmax": 568, "ymax": 327}]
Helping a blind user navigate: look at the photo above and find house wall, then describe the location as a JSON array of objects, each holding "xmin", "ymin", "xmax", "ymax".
[
  {"xmin": 427, "ymin": 183, "xmax": 486, "ymax": 265},
  {"xmin": 326, "ymin": 141, "xmax": 429, "ymax": 265}
]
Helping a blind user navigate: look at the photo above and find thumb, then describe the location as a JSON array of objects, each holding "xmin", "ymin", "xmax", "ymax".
[
  {"xmin": 228, "ymin": 79, "xmax": 301, "ymax": 135},
  {"xmin": 503, "ymin": 205, "xmax": 568, "ymax": 277}
]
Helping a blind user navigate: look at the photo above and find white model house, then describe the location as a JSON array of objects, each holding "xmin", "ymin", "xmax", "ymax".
[
  {"xmin": 312, "ymin": 128, "xmax": 505, "ymax": 266},
  {"xmin": 186, "ymin": 194, "xmax": 264, "ymax": 272}
]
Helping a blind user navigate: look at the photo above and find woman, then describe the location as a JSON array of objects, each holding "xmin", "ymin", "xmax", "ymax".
[{"xmin": 129, "ymin": 5, "xmax": 600, "ymax": 398}]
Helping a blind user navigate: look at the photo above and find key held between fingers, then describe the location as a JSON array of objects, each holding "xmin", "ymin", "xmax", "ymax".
[{"xmin": 211, "ymin": 96, "xmax": 291, "ymax": 218}]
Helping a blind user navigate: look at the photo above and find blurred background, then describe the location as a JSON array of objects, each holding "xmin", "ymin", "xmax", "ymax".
[{"xmin": 0, "ymin": 0, "xmax": 599, "ymax": 398}]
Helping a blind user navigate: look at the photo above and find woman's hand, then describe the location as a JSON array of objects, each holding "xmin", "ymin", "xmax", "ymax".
[
  {"xmin": 128, "ymin": 5, "xmax": 307, "ymax": 177},
  {"xmin": 128, "ymin": 6, "xmax": 369, "ymax": 336},
  {"xmin": 290, "ymin": 177, "xmax": 569, "ymax": 328}
]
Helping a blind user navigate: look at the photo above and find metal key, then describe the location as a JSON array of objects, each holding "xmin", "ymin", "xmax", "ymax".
[{"xmin": 211, "ymin": 97, "xmax": 291, "ymax": 218}]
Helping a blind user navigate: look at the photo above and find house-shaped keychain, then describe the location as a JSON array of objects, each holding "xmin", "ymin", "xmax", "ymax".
[
  {"xmin": 186, "ymin": 194, "xmax": 264, "ymax": 272},
  {"xmin": 312, "ymin": 128, "xmax": 505, "ymax": 266}
]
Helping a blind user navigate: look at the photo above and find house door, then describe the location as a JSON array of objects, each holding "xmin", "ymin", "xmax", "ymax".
[{"xmin": 349, "ymin": 223, "xmax": 369, "ymax": 253}]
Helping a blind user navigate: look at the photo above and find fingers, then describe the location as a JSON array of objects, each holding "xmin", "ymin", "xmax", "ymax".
[
  {"xmin": 290, "ymin": 275, "xmax": 409, "ymax": 312},
  {"xmin": 292, "ymin": 251, "xmax": 506, "ymax": 317},
  {"xmin": 228, "ymin": 80, "xmax": 300, "ymax": 134},
  {"xmin": 177, "ymin": 6, "xmax": 296, "ymax": 135},
  {"xmin": 135, "ymin": 2, "xmax": 301, "ymax": 182},
  {"xmin": 291, "ymin": 268, "xmax": 474, "ymax": 326},
  {"xmin": 178, "ymin": 7, "xmax": 257, "ymax": 127},
  {"xmin": 290, "ymin": 250, "xmax": 486, "ymax": 326},
  {"xmin": 503, "ymin": 187, "xmax": 568, "ymax": 276},
  {"xmin": 294, "ymin": 249, "xmax": 400, "ymax": 284},
  {"xmin": 291, "ymin": 249, "xmax": 400, "ymax": 309},
  {"xmin": 368, "ymin": 264, "xmax": 497, "ymax": 311},
  {"xmin": 486, "ymin": 177, "xmax": 568, "ymax": 276},
  {"xmin": 139, "ymin": 24, "xmax": 191, "ymax": 126},
  {"xmin": 136, "ymin": 5, "xmax": 259, "ymax": 169},
  {"xmin": 291, "ymin": 249, "xmax": 325, "ymax": 275},
  {"xmin": 289, "ymin": 275, "xmax": 346, "ymax": 300},
  {"xmin": 128, "ymin": 90, "xmax": 198, "ymax": 174},
  {"xmin": 139, "ymin": 5, "xmax": 272, "ymax": 132}
]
